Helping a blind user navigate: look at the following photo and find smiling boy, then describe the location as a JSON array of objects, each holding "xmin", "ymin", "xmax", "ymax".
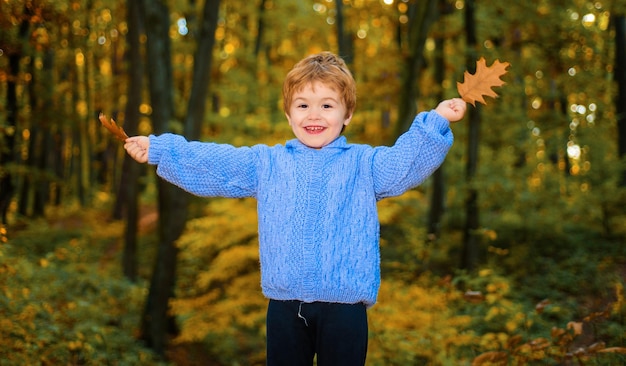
[
  {"xmin": 287, "ymin": 81, "xmax": 351, "ymax": 148},
  {"xmin": 124, "ymin": 51, "xmax": 466, "ymax": 365}
]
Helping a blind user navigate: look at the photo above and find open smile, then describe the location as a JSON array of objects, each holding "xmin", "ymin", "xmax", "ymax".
[{"xmin": 304, "ymin": 126, "xmax": 326, "ymax": 134}]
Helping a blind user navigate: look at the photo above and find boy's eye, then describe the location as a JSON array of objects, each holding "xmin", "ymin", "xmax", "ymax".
[
  {"xmin": 322, "ymin": 104, "xmax": 332, "ymax": 109},
  {"xmin": 297, "ymin": 104, "xmax": 308, "ymax": 109}
]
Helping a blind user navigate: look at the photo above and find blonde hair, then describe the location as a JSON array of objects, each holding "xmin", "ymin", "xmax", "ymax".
[{"xmin": 282, "ymin": 52, "xmax": 356, "ymax": 119}]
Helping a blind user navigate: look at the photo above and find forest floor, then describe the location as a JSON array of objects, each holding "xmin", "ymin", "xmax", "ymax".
[{"xmin": 3, "ymin": 202, "xmax": 625, "ymax": 365}]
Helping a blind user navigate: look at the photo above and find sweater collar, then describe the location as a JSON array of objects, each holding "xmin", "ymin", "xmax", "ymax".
[{"xmin": 286, "ymin": 135, "xmax": 349, "ymax": 151}]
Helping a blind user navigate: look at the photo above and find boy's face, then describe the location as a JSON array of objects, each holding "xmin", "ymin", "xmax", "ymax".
[{"xmin": 286, "ymin": 81, "xmax": 352, "ymax": 149}]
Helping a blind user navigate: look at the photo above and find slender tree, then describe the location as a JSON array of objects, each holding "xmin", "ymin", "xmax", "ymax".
[
  {"xmin": 614, "ymin": 14, "xmax": 626, "ymax": 186},
  {"xmin": 139, "ymin": 0, "xmax": 221, "ymax": 356},
  {"xmin": 185, "ymin": 0, "xmax": 220, "ymax": 140},
  {"xmin": 139, "ymin": 0, "xmax": 179, "ymax": 354},
  {"xmin": 18, "ymin": 47, "xmax": 52, "ymax": 219},
  {"xmin": 461, "ymin": 0, "xmax": 480, "ymax": 271},
  {"xmin": 18, "ymin": 57, "xmax": 37, "ymax": 217},
  {"xmin": 426, "ymin": 0, "xmax": 448, "ymax": 242},
  {"xmin": 427, "ymin": 0, "xmax": 457, "ymax": 242},
  {"xmin": 335, "ymin": 0, "xmax": 353, "ymax": 65},
  {"xmin": 254, "ymin": 0, "xmax": 267, "ymax": 58},
  {"xmin": 33, "ymin": 50, "xmax": 55, "ymax": 217},
  {"xmin": 113, "ymin": 0, "xmax": 146, "ymax": 281},
  {"xmin": 0, "ymin": 4, "xmax": 31, "ymax": 225},
  {"xmin": 394, "ymin": 0, "xmax": 439, "ymax": 139}
]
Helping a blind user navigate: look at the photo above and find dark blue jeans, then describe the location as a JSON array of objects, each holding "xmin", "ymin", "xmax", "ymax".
[{"xmin": 266, "ymin": 300, "xmax": 368, "ymax": 366}]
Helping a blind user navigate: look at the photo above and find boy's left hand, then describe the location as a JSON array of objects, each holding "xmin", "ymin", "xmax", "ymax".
[{"xmin": 435, "ymin": 98, "xmax": 467, "ymax": 123}]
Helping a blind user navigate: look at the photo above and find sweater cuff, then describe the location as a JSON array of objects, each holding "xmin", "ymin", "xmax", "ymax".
[
  {"xmin": 429, "ymin": 109, "xmax": 452, "ymax": 133},
  {"xmin": 147, "ymin": 134, "xmax": 162, "ymax": 165},
  {"xmin": 411, "ymin": 110, "xmax": 451, "ymax": 135}
]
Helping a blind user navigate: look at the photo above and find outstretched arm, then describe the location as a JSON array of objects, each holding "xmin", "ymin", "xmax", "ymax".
[
  {"xmin": 124, "ymin": 136, "xmax": 150, "ymax": 163},
  {"xmin": 434, "ymin": 98, "xmax": 467, "ymax": 123}
]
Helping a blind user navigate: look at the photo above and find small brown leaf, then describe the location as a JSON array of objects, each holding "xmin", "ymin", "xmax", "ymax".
[
  {"xmin": 457, "ymin": 57, "xmax": 510, "ymax": 106},
  {"xmin": 507, "ymin": 334, "xmax": 523, "ymax": 349},
  {"xmin": 583, "ymin": 309, "xmax": 610, "ymax": 322},
  {"xmin": 551, "ymin": 326, "xmax": 567, "ymax": 338},
  {"xmin": 597, "ymin": 347, "xmax": 626, "ymax": 354},
  {"xmin": 471, "ymin": 351, "xmax": 508, "ymax": 366},
  {"xmin": 463, "ymin": 290, "xmax": 485, "ymax": 303},
  {"xmin": 99, "ymin": 113, "xmax": 128, "ymax": 141},
  {"xmin": 528, "ymin": 337, "xmax": 551, "ymax": 351},
  {"xmin": 567, "ymin": 321, "xmax": 583, "ymax": 335},
  {"xmin": 535, "ymin": 298, "xmax": 551, "ymax": 314},
  {"xmin": 587, "ymin": 341, "xmax": 606, "ymax": 353}
]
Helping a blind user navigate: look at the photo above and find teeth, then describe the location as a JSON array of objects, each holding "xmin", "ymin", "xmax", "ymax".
[{"xmin": 306, "ymin": 126, "xmax": 324, "ymax": 131}]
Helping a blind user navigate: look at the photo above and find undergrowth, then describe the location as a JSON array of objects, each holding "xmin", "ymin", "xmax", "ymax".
[
  {"xmin": 1, "ymin": 199, "xmax": 625, "ymax": 365},
  {"xmin": 0, "ymin": 208, "xmax": 167, "ymax": 366}
]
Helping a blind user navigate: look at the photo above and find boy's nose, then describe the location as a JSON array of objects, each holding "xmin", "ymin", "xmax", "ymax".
[{"xmin": 308, "ymin": 108, "xmax": 322, "ymax": 119}]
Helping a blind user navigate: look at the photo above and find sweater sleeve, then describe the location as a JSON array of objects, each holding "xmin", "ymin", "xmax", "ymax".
[
  {"xmin": 372, "ymin": 110, "xmax": 453, "ymax": 199},
  {"xmin": 148, "ymin": 133, "xmax": 258, "ymax": 198}
]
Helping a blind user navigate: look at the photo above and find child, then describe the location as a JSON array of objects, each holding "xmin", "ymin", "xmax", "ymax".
[{"xmin": 124, "ymin": 51, "xmax": 466, "ymax": 366}]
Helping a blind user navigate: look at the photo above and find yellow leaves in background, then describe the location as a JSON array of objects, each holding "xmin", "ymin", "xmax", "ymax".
[
  {"xmin": 177, "ymin": 198, "xmax": 258, "ymax": 255},
  {"xmin": 377, "ymin": 190, "xmax": 424, "ymax": 225},
  {"xmin": 369, "ymin": 278, "xmax": 475, "ymax": 364},
  {"xmin": 0, "ymin": 224, "xmax": 7, "ymax": 243},
  {"xmin": 195, "ymin": 245, "xmax": 259, "ymax": 290},
  {"xmin": 172, "ymin": 198, "xmax": 266, "ymax": 361}
]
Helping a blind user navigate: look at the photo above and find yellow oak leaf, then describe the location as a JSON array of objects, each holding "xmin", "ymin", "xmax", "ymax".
[{"xmin": 457, "ymin": 57, "xmax": 510, "ymax": 106}]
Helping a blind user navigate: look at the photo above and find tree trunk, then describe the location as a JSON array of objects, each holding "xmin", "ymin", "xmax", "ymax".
[
  {"xmin": 394, "ymin": 0, "xmax": 438, "ymax": 139},
  {"xmin": 18, "ymin": 57, "xmax": 37, "ymax": 217},
  {"xmin": 254, "ymin": 0, "xmax": 267, "ymax": 58},
  {"xmin": 614, "ymin": 14, "xmax": 626, "ymax": 186},
  {"xmin": 140, "ymin": 0, "xmax": 179, "ymax": 355},
  {"xmin": 335, "ymin": 0, "xmax": 353, "ymax": 65},
  {"xmin": 33, "ymin": 49, "xmax": 55, "ymax": 218},
  {"xmin": 114, "ymin": 0, "xmax": 146, "ymax": 281},
  {"xmin": 18, "ymin": 47, "xmax": 53, "ymax": 219},
  {"xmin": 185, "ymin": 0, "xmax": 220, "ymax": 140},
  {"xmin": 427, "ymin": 11, "xmax": 446, "ymax": 241},
  {"xmin": 0, "ymin": 6, "xmax": 30, "ymax": 225},
  {"xmin": 139, "ymin": 0, "xmax": 220, "ymax": 356},
  {"xmin": 461, "ymin": 0, "xmax": 480, "ymax": 271},
  {"xmin": 0, "ymin": 54, "xmax": 18, "ymax": 224}
]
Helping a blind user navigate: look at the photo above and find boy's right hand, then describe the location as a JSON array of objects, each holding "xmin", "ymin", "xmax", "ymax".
[
  {"xmin": 124, "ymin": 136, "xmax": 150, "ymax": 163},
  {"xmin": 434, "ymin": 98, "xmax": 467, "ymax": 123}
]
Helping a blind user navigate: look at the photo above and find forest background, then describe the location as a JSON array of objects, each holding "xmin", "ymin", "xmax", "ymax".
[{"xmin": 1, "ymin": 0, "xmax": 626, "ymax": 365}]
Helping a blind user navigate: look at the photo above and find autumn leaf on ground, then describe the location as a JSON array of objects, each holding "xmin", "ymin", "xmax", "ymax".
[
  {"xmin": 597, "ymin": 347, "xmax": 626, "ymax": 354},
  {"xmin": 99, "ymin": 113, "xmax": 128, "ymax": 141},
  {"xmin": 457, "ymin": 57, "xmax": 510, "ymax": 106},
  {"xmin": 535, "ymin": 298, "xmax": 551, "ymax": 314},
  {"xmin": 463, "ymin": 290, "xmax": 485, "ymax": 303},
  {"xmin": 472, "ymin": 351, "xmax": 508, "ymax": 366}
]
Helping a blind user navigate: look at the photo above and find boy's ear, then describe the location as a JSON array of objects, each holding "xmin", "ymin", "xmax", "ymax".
[{"xmin": 343, "ymin": 113, "xmax": 353, "ymax": 126}]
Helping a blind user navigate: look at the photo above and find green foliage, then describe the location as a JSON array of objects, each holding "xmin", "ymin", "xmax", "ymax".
[
  {"xmin": 456, "ymin": 270, "xmax": 626, "ymax": 365},
  {"xmin": 1, "ymin": 194, "xmax": 623, "ymax": 365},
  {"xmin": 374, "ymin": 177, "xmax": 626, "ymax": 364},
  {"xmin": 368, "ymin": 277, "xmax": 476, "ymax": 365},
  {"xmin": 0, "ymin": 209, "xmax": 167, "ymax": 366}
]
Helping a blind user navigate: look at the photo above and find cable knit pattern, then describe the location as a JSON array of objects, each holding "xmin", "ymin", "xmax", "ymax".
[{"xmin": 148, "ymin": 111, "xmax": 453, "ymax": 307}]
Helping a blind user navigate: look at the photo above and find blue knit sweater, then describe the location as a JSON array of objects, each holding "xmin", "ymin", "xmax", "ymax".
[{"xmin": 148, "ymin": 110, "xmax": 453, "ymax": 307}]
